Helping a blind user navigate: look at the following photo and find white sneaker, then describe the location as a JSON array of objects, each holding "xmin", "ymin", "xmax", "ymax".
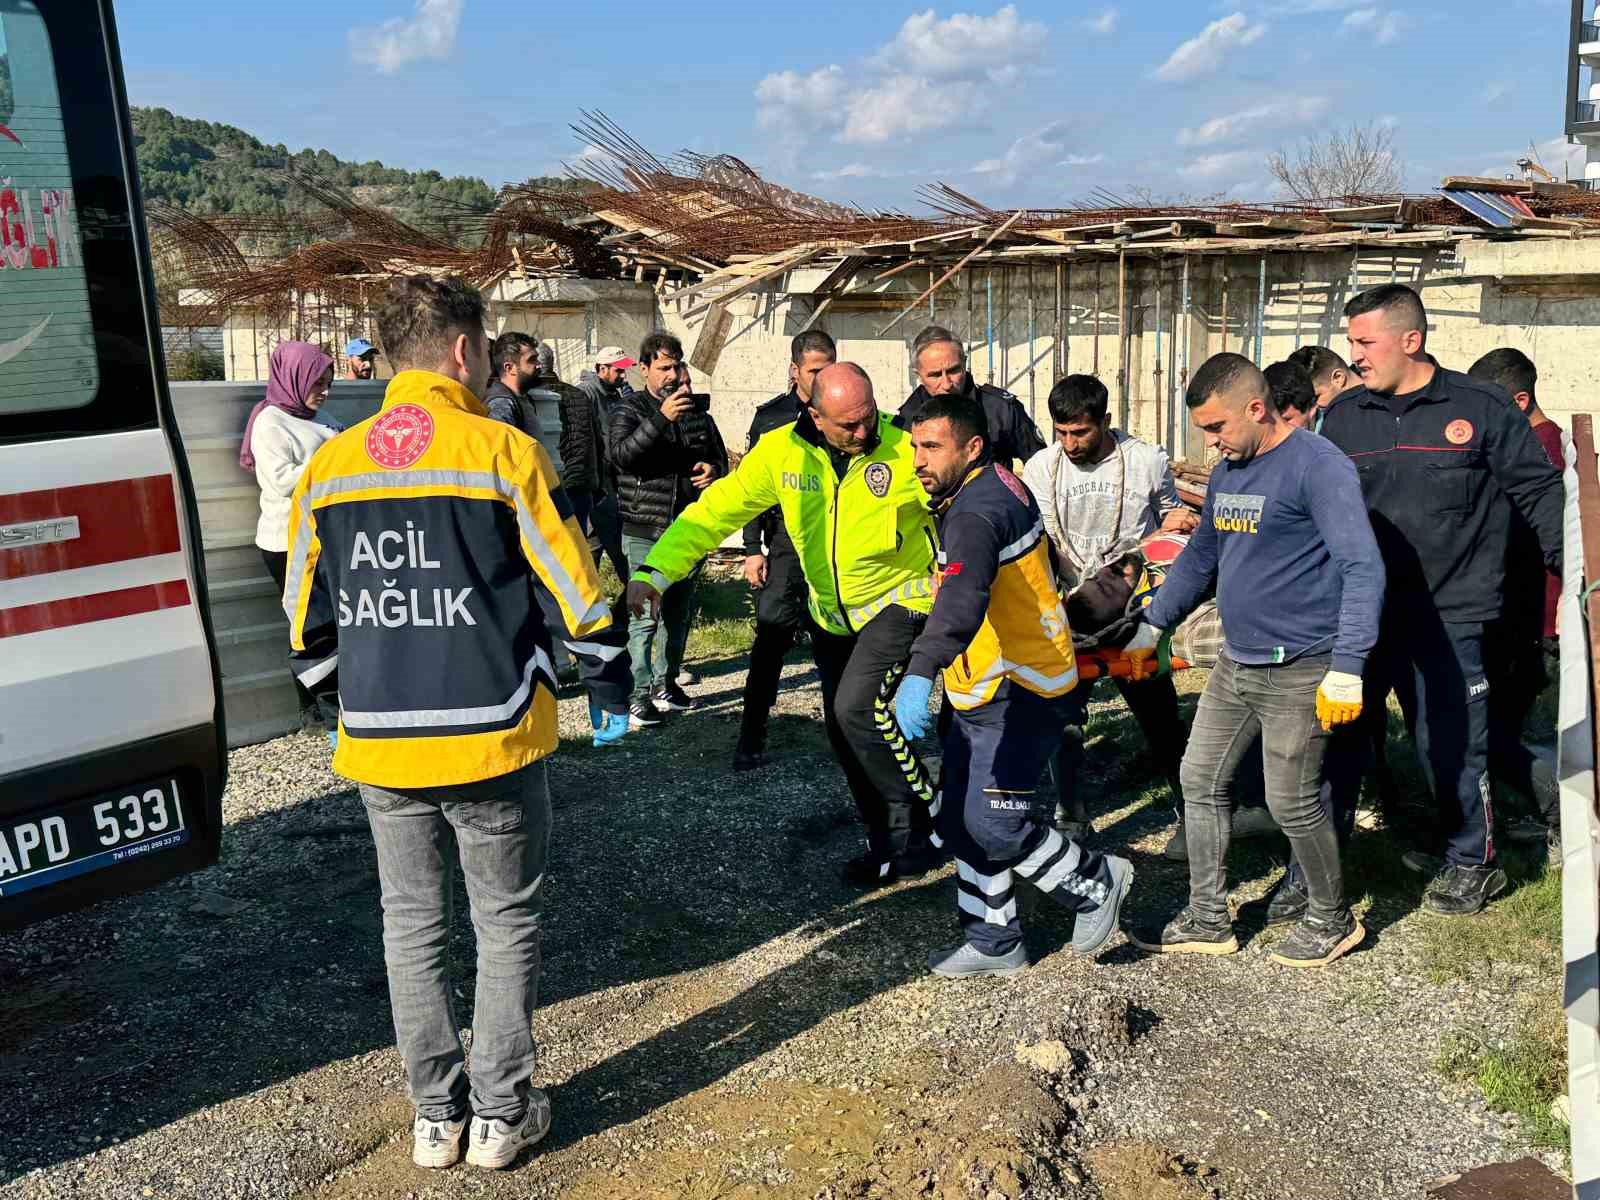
[
  {"xmin": 464, "ymin": 1090, "xmax": 552, "ymax": 1170},
  {"xmin": 411, "ymin": 1114, "xmax": 466, "ymax": 1169}
]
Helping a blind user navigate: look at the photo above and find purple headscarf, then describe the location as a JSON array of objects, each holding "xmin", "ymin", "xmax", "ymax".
[{"xmin": 239, "ymin": 341, "xmax": 335, "ymax": 471}]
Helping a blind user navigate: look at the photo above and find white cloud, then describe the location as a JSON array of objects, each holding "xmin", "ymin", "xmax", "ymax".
[
  {"xmin": 1264, "ymin": 0, "xmax": 1365, "ymax": 12},
  {"xmin": 755, "ymin": 65, "xmax": 848, "ymax": 130},
  {"xmin": 1062, "ymin": 153, "xmax": 1106, "ymax": 166},
  {"xmin": 1178, "ymin": 149, "xmax": 1261, "ymax": 179},
  {"xmin": 349, "ymin": 0, "xmax": 463, "ymax": 74},
  {"xmin": 1341, "ymin": 7, "xmax": 1407, "ymax": 43},
  {"xmin": 1082, "ymin": 7, "xmax": 1119, "ymax": 34},
  {"xmin": 1177, "ymin": 97, "xmax": 1328, "ymax": 146},
  {"xmin": 1153, "ymin": 14, "xmax": 1268, "ymax": 83},
  {"xmin": 755, "ymin": 5, "xmax": 1048, "ymax": 145},
  {"xmin": 969, "ymin": 120, "xmax": 1080, "ymax": 186}
]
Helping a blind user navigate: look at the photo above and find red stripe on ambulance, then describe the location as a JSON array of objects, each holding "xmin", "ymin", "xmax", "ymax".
[
  {"xmin": 0, "ymin": 580, "xmax": 191, "ymax": 638},
  {"xmin": 0, "ymin": 475, "xmax": 181, "ymax": 581}
]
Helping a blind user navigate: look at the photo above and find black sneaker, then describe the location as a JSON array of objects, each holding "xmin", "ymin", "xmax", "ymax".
[
  {"xmin": 732, "ymin": 726, "xmax": 766, "ymax": 771},
  {"xmin": 1265, "ymin": 873, "xmax": 1310, "ymax": 926},
  {"xmin": 1268, "ymin": 912, "xmax": 1366, "ymax": 968},
  {"xmin": 1422, "ymin": 863, "xmax": 1508, "ymax": 917},
  {"xmin": 652, "ymin": 682, "xmax": 696, "ymax": 712},
  {"xmin": 1129, "ymin": 906, "xmax": 1239, "ymax": 956},
  {"xmin": 628, "ymin": 699, "xmax": 666, "ymax": 729},
  {"xmin": 842, "ymin": 852, "xmax": 897, "ymax": 889}
]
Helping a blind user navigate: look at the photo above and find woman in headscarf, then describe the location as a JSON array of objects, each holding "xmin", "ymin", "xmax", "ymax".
[{"xmin": 242, "ymin": 340, "xmax": 338, "ymax": 726}]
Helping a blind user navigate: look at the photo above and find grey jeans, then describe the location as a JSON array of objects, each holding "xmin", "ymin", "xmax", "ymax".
[
  {"xmin": 360, "ymin": 763, "xmax": 550, "ymax": 1123},
  {"xmin": 1180, "ymin": 652, "xmax": 1347, "ymax": 925}
]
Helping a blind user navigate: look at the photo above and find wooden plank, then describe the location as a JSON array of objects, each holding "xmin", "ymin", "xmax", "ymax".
[
  {"xmin": 805, "ymin": 255, "xmax": 867, "ymax": 296},
  {"xmin": 1441, "ymin": 176, "xmax": 1534, "ymax": 194},
  {"xmin": 876, "ymin": 209, "xmax": 1026, "ymax": 335},
  {"xmin": 871, "ymin": 257, "xmax": 931, "ymax": 283},
  {"xmin": 689, "ymin": 302, "xmax": 734, "ymax": 375},
  {"xmin": 1571, "ymin": 414, "xmax": 1600, "ymax": 775},
  {"xmin": 679, "ymin": 247, "xmax": 824, "ymax": 320}
]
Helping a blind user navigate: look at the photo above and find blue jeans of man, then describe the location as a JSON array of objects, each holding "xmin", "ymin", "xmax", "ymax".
[
  {"xmin": 1181, "ymin": 652, "xmax": 1347, "ymax": 926},
  {"xmin": 622, "ymin": 532, "xmax": 701, "ymax": 700},
  {"xmin": 941, "ymin": 681, "xmax": 1114, "ymax": 956},
  {"xmin": 360, "ymin": 763, "xmax": 550, "ymax": 1124}
]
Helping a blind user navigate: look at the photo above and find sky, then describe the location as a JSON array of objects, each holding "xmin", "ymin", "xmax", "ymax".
[{"xmin": 117, "ymin": 0, "xmax": 1583, "ymax": 211}]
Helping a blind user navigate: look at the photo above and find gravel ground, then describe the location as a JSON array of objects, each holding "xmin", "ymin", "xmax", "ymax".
[{"xmin": 0, "ymin": 618, "xmax": 1563, "ymax": 1199}]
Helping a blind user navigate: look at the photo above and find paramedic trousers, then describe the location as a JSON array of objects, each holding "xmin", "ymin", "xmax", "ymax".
[
  {"xmin": 261, "ymin": 547, "xmax": 337, "ymax": 721},
  {"xmin": 1051, "ymin": 673, "xmax": 1185, "ymax": 824},
  {"xmin": 808, "ymin": 605, "xmax": 937, "ymax": 862},
  {"xmin": 622, "ymin": 533, "xmax": 701, "ymax": 700},
  {"xmin": 941, "ymin": 681, "xmax": 1114, "ymax": 957},
  {"xmin": 1182, "ymin": 653, "xmax": 1348, "ymax": 926},
  {"xmin": 741, "ymin": 540, "xmax": 809, "ymax": 729},
  {"xmin": 360, "ymin": 763, "xmax": 550, "ymax": 1125},
  {"xmin": 1323, "ymin": 609, "xmax": 1494, "ymax": 867}
]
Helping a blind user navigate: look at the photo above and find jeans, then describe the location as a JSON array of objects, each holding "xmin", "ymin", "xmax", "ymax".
[
  {"xmin": 809, "ymin": 606, "xmax": 937, "ymax": 860},
  {"xmin": 360, "ymin": 763, "xmax": 551, "ymax": 1123},
  {"xmin": 622, "ymin": 532, "xmax": 700, "ymax": 699},
  {"xmin": 1181, "ymin": 652, "xmax": 1346, "ymax": 925}
]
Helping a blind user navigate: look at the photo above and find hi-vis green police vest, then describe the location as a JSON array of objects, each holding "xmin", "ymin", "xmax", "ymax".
[{"xmin": 634, "ymin": 410, "xmax": 938, "ymax": 636}]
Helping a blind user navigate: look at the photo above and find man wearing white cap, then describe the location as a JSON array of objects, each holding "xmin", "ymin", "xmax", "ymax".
[
  {"xmin": 343, "ymin": 337, "xmax": 379, "ymax": 380},
  {"xmin": 576, "ymin": 346, "xmax": 635, "ymax": 583}
]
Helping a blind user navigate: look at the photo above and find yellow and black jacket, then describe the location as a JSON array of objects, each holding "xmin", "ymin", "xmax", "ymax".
[
  {"xmin": 906, "ymin": 460, "xmax": 1078, "ymax": 709},
  {"xmin": 284, "ymin": 370, "xmax": 627, "ymax": 789}
]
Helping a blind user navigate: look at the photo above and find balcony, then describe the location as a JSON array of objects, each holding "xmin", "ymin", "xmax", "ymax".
[
  {"xmin": 1573, "ymin": 99, "xmax": 1600, "ymax": 138},
  {"xmin": 1584, "ymin": 18, "xmax": 1600, "ymax": 41}
]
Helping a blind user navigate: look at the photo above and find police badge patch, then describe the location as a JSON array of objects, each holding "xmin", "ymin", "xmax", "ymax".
[{"xmin": 864, "ymin": 461, "xmax": 892, "ymax": 497}]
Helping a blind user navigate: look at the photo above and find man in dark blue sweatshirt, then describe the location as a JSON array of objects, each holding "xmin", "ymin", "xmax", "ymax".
[{"xmin": 1129, "ymin": 353, "xmax": 1384, "ymax": 969}]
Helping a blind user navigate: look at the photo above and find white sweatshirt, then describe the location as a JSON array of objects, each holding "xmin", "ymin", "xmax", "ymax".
[{"xmin": 252, "ymin": 405, "xmax": 337, "ymax": 552}]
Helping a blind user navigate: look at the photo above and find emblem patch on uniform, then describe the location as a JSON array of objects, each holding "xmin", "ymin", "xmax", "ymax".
[
  {"xmin": 995, "ymin": 464, "xmax": 1029, "ymax": 504},
  {"xmin": 864, "ymin": 461, "xmax": 892, "ymax": 497},
  {"xmin": 1445, "ymin": 418, "xmax": 1474, "ymax": 446},
  {"xmin": 367, "ymin": 404, "xmax": 435, "ymax": 469}
]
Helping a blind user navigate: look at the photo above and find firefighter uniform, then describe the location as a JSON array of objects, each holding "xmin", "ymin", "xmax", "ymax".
[
  {"xmin": 904, "ymin": 461, "xmax": 1116, "ymax": 957},
  {"xmin": 284, "ymin": 370, "xmax": 630, "ymax": 789},
  {"xmin": 636, "ymin": 408, "xmax": 940, "ymax": 870}
]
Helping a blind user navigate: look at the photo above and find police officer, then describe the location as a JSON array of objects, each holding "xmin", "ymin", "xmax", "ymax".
[
  {"xmin": 734, "ymin": 330, "xmax": 836, "ymax": 770},
  {"xmin": 896, "ymin": 325, "xmax": 1046, "ymax": 470},
  {"xmin": 1320, "ymin": 285, "xmax": 1562, "ymax": 916},
  {"xmin": 896, "ymin": 391, "xmax": 1134, "ymax": 977},
  {"xmin": 627, "ymin": 363, "xmax": 942, "ymax": 887}
]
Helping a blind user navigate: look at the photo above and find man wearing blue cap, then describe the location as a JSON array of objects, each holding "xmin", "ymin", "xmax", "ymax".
[{"xmin": 344, "ymin": 337, "xmax": 379, "ymax": 380}]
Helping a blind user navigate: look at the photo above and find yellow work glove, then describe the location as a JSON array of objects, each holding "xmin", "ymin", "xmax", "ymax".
[
  {"xmin": 1123, "ymin": 620, "xmax": 1162, "ymax": 681},
  {"xmin": 1315, "ymin": 670, "xmax": 1363, "ymax": 731}
]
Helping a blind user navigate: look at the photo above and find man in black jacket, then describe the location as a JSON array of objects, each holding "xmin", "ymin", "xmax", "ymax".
[
  {"xmin": 896, "ymin": 325, "xmax": 1047, "ymax": 470},
  {"xmin": 734, "ymin": 329, "xmax": 837, "ymax": 769},
  {"xmin": 608, "ymin": 332, "xmax": 727, "ymax": 727},
  {"xmin": 574, "ymin": 347, "xmax": 633, "ymax": 585},
  {"xmin": 1320, "ymin": 285, "xmax": 1562, "ymax": 916}
]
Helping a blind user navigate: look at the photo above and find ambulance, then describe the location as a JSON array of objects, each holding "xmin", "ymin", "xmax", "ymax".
[{"xmin": 0, "ymin": 0, "xmax": 226, "ymax": 929}]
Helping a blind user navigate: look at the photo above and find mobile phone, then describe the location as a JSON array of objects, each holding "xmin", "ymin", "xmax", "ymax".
[{"xmin": 690, "ymin": 392, "xmax": 712, "ymax": 413}]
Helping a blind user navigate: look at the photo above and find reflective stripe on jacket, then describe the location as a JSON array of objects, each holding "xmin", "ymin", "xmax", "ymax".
[
  {"xmin": 907, "ymin": 462, "xmax": 1077, "ymax": 710},
  {"xmin": 634, "ymin": 410, "xmax": 937, "ymax": 636},
  {"xmin": 284, "ymin": 370, "xmax": 621, "ymax": 789}
]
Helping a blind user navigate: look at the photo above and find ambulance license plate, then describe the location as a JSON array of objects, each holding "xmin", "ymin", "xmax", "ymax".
[{"xmin": 0, "ymin": 778, "xmax": 189, "ymax": 897}]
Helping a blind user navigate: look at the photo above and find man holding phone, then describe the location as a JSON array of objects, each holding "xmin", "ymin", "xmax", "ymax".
[{"xmin": 607, "ymin": 333, "xmax": 727, "ymax": 726}]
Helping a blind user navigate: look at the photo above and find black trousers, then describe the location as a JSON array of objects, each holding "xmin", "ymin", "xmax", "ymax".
[
  {"xmin": 809, "ymin": 606, "xmax": 936, "ymax": 861},
  {"xmin": 741, "ymin": 541, "xmax": 809, "ymax": 728},
  {"xmin": 261, "ymin": 547, "xmax": 337, "ymax": 721},
  {"xmin": 1052, "ymin": 673, "xmax": 1186, "ymax": 823}
]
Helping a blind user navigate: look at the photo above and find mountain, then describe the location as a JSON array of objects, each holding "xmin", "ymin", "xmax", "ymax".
[{"xmin": 130, "ymin": 107, "xmax": 574, "ymax": 226}]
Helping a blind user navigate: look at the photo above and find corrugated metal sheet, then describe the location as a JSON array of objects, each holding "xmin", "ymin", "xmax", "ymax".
[
  {"xmin": 1437, "ymin": 188, "xmax": 1524, "ymax": 229},
  {"xmin": 170, "ymin": 379, "xmax": 386, "ymax": 747}
]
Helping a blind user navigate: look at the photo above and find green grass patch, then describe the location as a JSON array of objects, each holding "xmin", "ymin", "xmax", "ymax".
[
  {"xmin": 685, "ymin": 572, "xmax": 758, "ymax": 662},
  {"xmin": 1415, "ymin": 861, "xmax": 1563, "ymax": 985},
  {"xmin": 1438, "ymin": 993, "xmax": 1570, "ymax": 1153}
]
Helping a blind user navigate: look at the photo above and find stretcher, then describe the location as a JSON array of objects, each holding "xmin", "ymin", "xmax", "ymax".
[{"xmin": 1067, "ymin": 529, "xmax": 1219, "ymax": 681}]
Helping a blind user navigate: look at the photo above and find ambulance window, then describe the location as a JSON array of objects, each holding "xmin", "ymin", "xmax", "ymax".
[{"xmin": 0, "ymin": 0, "xmax": 159, "ymax": 443}]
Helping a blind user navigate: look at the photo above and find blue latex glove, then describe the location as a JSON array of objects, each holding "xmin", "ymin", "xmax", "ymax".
[
  {"xmin": 592, "ymin": 709, "xmax": 629, "ymax": 748},
  {"xmin": 894, "ymin": 674, "xmax": 934, "ymax": 742},
  {"xmin": 589, "ymin": 697, "xmax": 604, "ymax": 732}
]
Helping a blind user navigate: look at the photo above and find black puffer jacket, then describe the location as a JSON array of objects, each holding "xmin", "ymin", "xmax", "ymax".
[{"xmin": 608, "ymin": 388, "xmax": 728, "ymax": 538}]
